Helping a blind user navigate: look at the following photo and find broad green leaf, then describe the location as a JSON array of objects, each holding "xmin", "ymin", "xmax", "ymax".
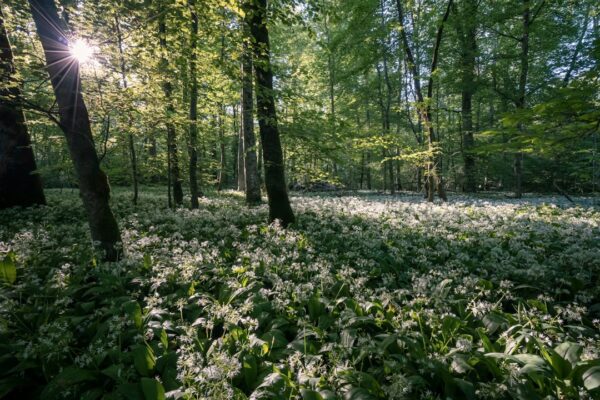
[
  {"xmin": 583, "ymin": 366, "xmax": 600, "ymax": 391},
  {"xmin": 0, "ymin": 252, "xmax": 17, "ymax": 284},
  {"xmin": 124, "ymin": 301, "xmax": 143, "ymax": 329},
  {"xmin": 554, "ymin": 342, "xmax": 582, "ymax": 366},
  {"xmin": 133, "ymin": 345, "xmax": 156, "ymax": 376},
  {"xmin": 140, "ymin": 378, "xmax": 165, "ymax": 400},
  {"xmin": 301, "ymin": 389, "xmax": 324, "ymax": 400}
]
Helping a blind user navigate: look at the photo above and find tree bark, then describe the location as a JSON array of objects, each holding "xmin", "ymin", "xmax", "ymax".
[
  {"xmin": 0, "ymin": 7, "xmax": 46, "ymax": 209},
  {"xmin": 514, "ymin": 0, "xmax": 533, "ymax": 198},
  {"xmin": 455, "ymin": 0, "xmax": 477, "ymax": 193},
  {"xmin": 158, "ymin": 12, "xmax": 183, "ymax": 207},
  {"xmin": 241, "ymin": 32, "xmax": 261, "ymax": 204},
  {"xmin": 28, "ymin": 0, "xmax": 121, "ymax": 260},
  {"xmin": 246, "ymin": 0, "xmax": 294, "ymax": 225},
  {"xmin": 188, "ymin": 0, "xmax": 200, "ymax": 208},
  {"xmin": 115, "ymin": 13, "xmax": 138, "ymax": 205}
]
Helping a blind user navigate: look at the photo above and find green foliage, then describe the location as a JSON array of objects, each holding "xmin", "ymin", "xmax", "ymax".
[{"xmin": 0, "ymin": 189, "xmax": 599, "ymax": 398}]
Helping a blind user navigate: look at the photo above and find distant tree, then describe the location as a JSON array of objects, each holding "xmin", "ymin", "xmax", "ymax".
[{"xmin": 241, "ymin": 8, "xmax": 261, "ymax": 205}]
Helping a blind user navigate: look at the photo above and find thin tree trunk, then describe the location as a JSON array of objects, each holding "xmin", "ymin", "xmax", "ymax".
[
  {"xmin": 236, "ymin": 107, "xmax": 246, "ymax": 191},
  {"xmin": 188, "ymin": 0, "xmax": 200, "ymax": 208},
  {"xmin": 241, "ymin": 33, "xmax": 261, "ymax": 204},
  {"xmin": 246, "ymin": 0, "xmax": 294, "ymax": 225},
  {"xmin": 396, "ymin": 0, "xmax": 451, "ymax": 201},
  {"xmin": 0, "ymin": 7, "xmax": 45, "ymax": 209},
  {"xmin": 217, "ymin": 110, "xmax": 226, "ymax": 191},
  {"xmin": 159, "ymin": 12, "xmax": 183, "ymax": 207},
  {"xmin": 29, "ymin": 0, "xmax": 121, "ymax": 260},
  {"xmin": 515, "ymin": 0, "xmax": 533, "ymax": 198},
  {"xmin": 115, "ymin": 13, "xmax": 138, "ymax": 205}
]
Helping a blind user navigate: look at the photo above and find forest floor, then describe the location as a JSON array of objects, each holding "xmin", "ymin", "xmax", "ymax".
[{"xmin": 1, "ymin": 188, "xmax": 599, "ymax": 399}]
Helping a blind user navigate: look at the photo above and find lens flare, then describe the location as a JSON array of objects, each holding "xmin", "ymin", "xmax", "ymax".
[{"xmin": 70, "ymin": 39, "xmax": 94, "ymax": 64}]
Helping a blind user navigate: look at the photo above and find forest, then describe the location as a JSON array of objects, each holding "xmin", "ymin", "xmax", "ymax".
[{"xmin": 0, "ymin": 0, "xmax": 599, "ymax": 398}]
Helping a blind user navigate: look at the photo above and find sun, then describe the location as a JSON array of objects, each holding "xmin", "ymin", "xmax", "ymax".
[{"xmin": 69, "ymin": 39, "xmax": 94, "ymax": 64}]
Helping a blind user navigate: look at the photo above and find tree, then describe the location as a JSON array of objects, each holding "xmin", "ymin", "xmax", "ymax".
[
  {"xmin": 158, "ymin": 7, "xmax": 183, "ymax": 208},
  {"xmin": 454, "ymin": 0, "xmax": 478, "ymax": 192},
  {"xmin": 188, "ymin": 0, "xmax": 201, "ymax": 208},
  {"xmin": 241, "ymin": 12, "xmax": 261, "ymax": 205},
  {"xmin": 0, "ymin": 7, "xmax": 45, "ymax": 209},
  {"xmin": 246, "ymin": 0, "xmax": 295, "ymax": 225},
  {"xmin": 28, "ymin": 0, "xmax": 121, "ymax": 261},
  {"xmin": 396, "ymin": 0, "xmax": 452, "ymax": 201}
]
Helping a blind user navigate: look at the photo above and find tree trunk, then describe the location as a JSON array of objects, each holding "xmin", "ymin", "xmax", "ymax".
[
  {"xmin": 115, "ymin": 13, "xmax": 138, "ymax": 205},
  {"xmin": 0, "ymin": 7, "xmax": 45, "ymax": 209},
  {"xmin": 246, "ymin": 0, "xmax": 294, "ymax": 225},
  {"xmin": 217, "ymin": 110, "xmax": 226, "ymax": 191},
  {"xmin": 159, "ymin": 13, "xmax": 183, "ymax": 207},
  {"xmin": 237, "ymin": 126, "xmax": 246, "ymax": 191},
  {"xmin": 241, "ymin": 33, "xmax": 261, "ymax": 204},
  {"xmin": 514, "ymin": 0, "xmax": 532, "ymax": 199},
  {"xmin": 396, "ymin": 0, "xmax": 451, "ymax": 201},
  {"xmin": 29, "ymin": 0, "xmax": 121, "ymax": 261},
  {"xmin": 188, "ymin": 0, "xmax": 200, "ymax": 208},
  {"xmin": 455, "ymin": 0, "xmax": 477, "ymax": 193}
]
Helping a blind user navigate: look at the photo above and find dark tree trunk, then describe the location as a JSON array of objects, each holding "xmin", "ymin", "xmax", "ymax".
[
  {"xmin": 217, "ymin": 110, "xmax": 226, "ymax": 191},
  {"xmin": 29, "ymin": 0, "xmax": 121, "ymax": 261},
  {"xmin": 159, "ymin": 13, "xmax": 183, "ymax": 207},
  {"xmin": 0, "ymin": 8, "xmax": 45, "ymax": 209},
  {"xmin": 115, "ymin": 13, "xmax": 138, "ymax": 205},
  {"xmin": 188, "ymin": 0, "xmax": 200, "ymax": 208},
  {"xmin": 241, "ymin": 32, "xmax": 261, "ymax": 204},
  {"xmin": 514, "ymin": 0, "xmax": 533, "ymax": 199},
  {"xmin": 236, "ymin": 106, "xmax": 246, "ymax": 191},
  {"xmin": 247, "ymin": 0, "xmax": 294, "ymax": 226},
  {"xmin": 455, "ymin": 0, "xmax": 477, "ymax": 193}
]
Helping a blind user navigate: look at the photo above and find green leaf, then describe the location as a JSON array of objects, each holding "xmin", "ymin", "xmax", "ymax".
[
  {"xmin": 160, "ymin": 329, "xmax": 168, "ymax": 352},
  {"xmin": 301, "ymin": 389, "xmax": 324, "ymax": 400},
  {"xmin": 133, "ymin": 344, "xmax": 156, "ymax": 376},
  {"xmin": 0, "ymin": 252, "xmax": 17, "ymax": 284},
  {"xmin": 243, "ymin": 354, "xmax": 258, "ymax": 389},
  {"xmin": 539, "ymin": 345, "xmax": 571, "ymax": 379},
  {"xmin": 482, "ymin": 312, "xmax": 507, "ymax": 335},
  {"xmin": 140, "ymin": 378, "xmax": 165, "ymax": 400},
  {"xmin": 583, "ymin": 366, "xmax": 600, "ymax": 391},
  {"xmin": 554, "ymin": 342, "xmax": 582, "ymax": 366},
  {"xmin": 41, "ymin": 367, "xmax": 97, "ymax": 398},
  {"xmin": 124, "ymin": 301, "xmax": 143, "ymax": 329}
]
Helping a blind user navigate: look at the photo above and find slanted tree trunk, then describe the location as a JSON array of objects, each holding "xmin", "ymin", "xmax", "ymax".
[
  {"xmin": 246, "ymin": 0, "xmax": 294, "ymax": 225},
  {"xmin": 396, "ymin": 0, "xmax": 451, "ymax": 201},
  {"xmin": 29, "ymin": 0, "xmax": 121, "ymax": 260},
  {"xmin": 0, "ymin": 8, "xmax": 45, "ymax": 209},
  {"xmin": 188, "ymin": 0, "xmax": 201, "ymax": 208},
  {"xmin": 241, "ymin": 31, "xmax": 261, "ymax": 204},
  {"xmin": 114, "ymin": 13, "xmax": 138, "ymax": 205},
  {"xmin": 158, "ymin": 12, "xmax": 183, "ymax": 207}
]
